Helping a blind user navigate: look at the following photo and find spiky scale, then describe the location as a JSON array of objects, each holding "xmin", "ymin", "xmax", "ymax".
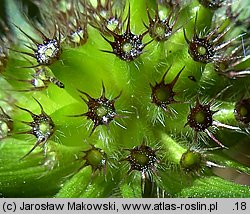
[
  {"xmin": 151, "ymin": 66, "xmax": 185, "ymax": 112},
  {"xmin": 16, "ymin": 98, "xmax": 55, "ymax": 159},
  {"xmin": 70, "ymin": 84, "xmax": 122, "ymax": 135},
  {"xmin": 101, "ymin": 6, "xmax": 150, "ymax": 61}
]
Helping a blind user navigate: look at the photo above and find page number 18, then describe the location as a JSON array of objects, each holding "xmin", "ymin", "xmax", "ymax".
[{"xmin": 234, "ymin": 202, "xmax": 246, "ymax": 210}]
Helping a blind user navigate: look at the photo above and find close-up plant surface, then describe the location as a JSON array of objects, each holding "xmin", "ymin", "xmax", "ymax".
[{"xmin": 0, "ymin": 0, "xmax": 250, "ymax": 198}]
